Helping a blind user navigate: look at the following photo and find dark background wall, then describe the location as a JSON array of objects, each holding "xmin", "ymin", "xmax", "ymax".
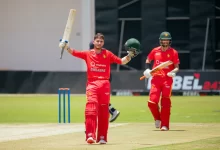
[
  {"xmin": 95, "ymin": 1, "xmax": 118, "ymax": 55},
  {"xmin": 1, "ymin": 71, "xmax": 220, "ymax": 94},
  {"xmin": 95, "ymin": 0, "xmax": 220, "ymax": 70}
]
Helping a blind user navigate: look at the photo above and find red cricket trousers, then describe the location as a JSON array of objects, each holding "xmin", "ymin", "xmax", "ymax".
[
  {"xmin": 148, "ymin": 76, "xmax": 173, "ymax": 129},
  {"xmin": 85, "ymin": 79, "xmax": 110, "ymax": 142}
]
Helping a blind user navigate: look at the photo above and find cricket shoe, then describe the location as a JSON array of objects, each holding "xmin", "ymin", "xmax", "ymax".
[
  {"xmin": 99, "ymin": 139, "xmax": 107, "ymax": 144},
  {"xmin": 97, "ymin": 136, "xmax": 107, "ymax": 144},
  {"xmin": 109, "ymin": 110, "xmax": 120, "ymax": 122},
  {"xmin": 161, "ymin": 126, "xmax": 169, "ymax": 131},
  {"xmin": 155, "ymin": 120, "xmax": 161, "ymax": 128},
  {"xmin": 87, "ymin": 137, "xmax": 96, "ymax": 144}
]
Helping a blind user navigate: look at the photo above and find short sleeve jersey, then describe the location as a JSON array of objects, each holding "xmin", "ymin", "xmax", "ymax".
[
  {"xmin": 147, "ymin": 46, "xmax": 180, "ymax": 76},
  {"xmin": 72, "ymin": 49, "xmax": 122, "ymax": 80}
]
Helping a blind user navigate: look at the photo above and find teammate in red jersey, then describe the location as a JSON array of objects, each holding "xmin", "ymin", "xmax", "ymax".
[
  {"xmin": 59, "ymin": 33, "xmax": 140, "ymax": 144},
  {"xmin": 143, "ymin": 31, "xmax": 180, "ymax": 131}
]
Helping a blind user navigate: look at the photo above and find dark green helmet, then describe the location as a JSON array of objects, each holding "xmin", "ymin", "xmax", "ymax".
[
  {"xmin": 159, "ymin": 31, "xmax": 172, "ymax": 47},
  {"xmin": 124, "ymin": 38, "xmax": 141, "ymax": 58},
  {"xmin": 159, "ymin": 31, "xmax": 172, "ymax": 40},
  {"xmin": 124, "ymin": 38, "xmax": 141, "ymax": 52}
]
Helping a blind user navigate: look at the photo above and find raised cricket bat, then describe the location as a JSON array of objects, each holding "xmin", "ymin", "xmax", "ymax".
[
  {"xmin": 60, "ymin": 9, "xmax": 76, "ymax": 59},
  {"xmin": 140, "ymin": 60, "xmax": 173, "ymax": 80}
]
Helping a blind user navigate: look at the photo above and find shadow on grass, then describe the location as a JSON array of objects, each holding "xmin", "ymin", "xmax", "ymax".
[
  {"xmin": 81, "ymin": 143, "xmax": 154, "ymax": 146},
  {"xmin": 153, "ymin": 130, "xmax": 186, "ymax": 131}
]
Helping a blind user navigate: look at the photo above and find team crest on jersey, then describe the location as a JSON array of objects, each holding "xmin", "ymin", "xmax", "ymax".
[
  {"xmin": 151, "ymin": 84, "xmax": 155, "ymax": 89},
  {"xmin": 86, "ymin": 91, "xmax": 92, "ymax": 96},
  {"xmin": 103, "ymin": 54, "xmax": 106, "ymax": 58},
  {"xmin": 167, "ymin": 54, "xmax": 170, "ymax": 57}
]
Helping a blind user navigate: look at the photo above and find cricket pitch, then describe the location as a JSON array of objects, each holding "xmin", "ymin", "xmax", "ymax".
[{"xmin": 0, "ymin": 123, "xmax": 220, "ymax": 150}]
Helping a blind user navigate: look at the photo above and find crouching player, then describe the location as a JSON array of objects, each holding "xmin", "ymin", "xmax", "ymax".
[
  {"xmin": 143, "ymin": 31, "xmax": 180, "ymax": 131},
  {"xmin": 59, "ymin": 33, "xmax": 140, "ymax": 144},
  {"xmin": 89, "ymin": 41, "xmax": 120, "ymax": 122}
]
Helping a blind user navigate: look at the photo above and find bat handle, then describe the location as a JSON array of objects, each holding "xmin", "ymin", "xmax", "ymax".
[
  {"xmin": 60, "ymin": 47, "xmax": 65, "ymax": 59},
  {"xmin": 140, "ymin": 76, "xmax": 146, "ymax": 80},
  {"xmin": 59, "ymin": 40, "xmax": 68, "ymax": 59}
]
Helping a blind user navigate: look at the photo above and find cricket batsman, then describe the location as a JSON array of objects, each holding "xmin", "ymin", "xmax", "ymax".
[
  {"xmin": 89, "ymin": 41, "xmax": 120, "ymax": 123},
  {"xmin": 59, "ymin": 33, "xmax": 140, "ymax": 144},
  {"xmin": 143, "ymin": 31, "xmax": 180, "ymax": 131}
]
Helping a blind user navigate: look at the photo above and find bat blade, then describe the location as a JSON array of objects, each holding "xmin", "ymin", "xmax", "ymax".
[
  {"xmin": 140, "ymin": 61, "xmax": 173, "ymax": 80},
  {"xmin": 60, "ymin": 9, "xmax": 76, "ymax": 59},
  {"xmin": 62, "ymin": 9, "xmax": 76, "ymax": 41}
]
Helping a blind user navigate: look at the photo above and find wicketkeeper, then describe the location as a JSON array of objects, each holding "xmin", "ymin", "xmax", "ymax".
[
  {"xmin": 59, "ymin": 33, "xmax": 140, "ymax": 144},
  {"xmin": 143, "ymin": 31, "xmax": 180, "ymax": 131},
  {"xmin": 89, "ymin": 41, "xmax": 120, "ymax": 123}
]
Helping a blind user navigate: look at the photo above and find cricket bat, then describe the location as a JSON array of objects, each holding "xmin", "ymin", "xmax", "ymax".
[
  {"xmin": 140, "ymin": 60, "xmax": 173, "ymax": 80},
  {"xmin": 60, "ymin": 9, "xmax": 76, "ymax": 59}
]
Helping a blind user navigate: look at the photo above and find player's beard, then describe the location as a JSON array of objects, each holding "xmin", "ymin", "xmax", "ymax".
[
  {"xmin": 160, "ymin": 41, "xmax": 170, "ymax": 49},
  {"xmin": 94, "ymin": 45, "xmax": 102, "ymax": 50},
  {"xmin": 161, "ymin": 42, "xmax": 168, "ymax": 47}
]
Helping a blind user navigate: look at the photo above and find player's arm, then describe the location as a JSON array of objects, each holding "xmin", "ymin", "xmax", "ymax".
[
  {"xmin": 66, "ymin": 47, "xmax": 73, "ymax": 54},
  {"xmin": 145, "ymin": 58, "xmax": 152, "ymax": 69},
  {"xmin": 143, "ymin": 50, "xmax": 154, "ymax": 78},
  {"xmin": 121, "ymin": 55, "xmax": 132, "ymax": 64},
  {"xmin": 109, "ymin": 52, "xmax": 131, "ymax": 65},
  {"xmin": 109, "ymin": 49, "xmax": 139, "ymax": 65},
  {"xmin": 167, "ymin": 50, "xmax": 180, "ymax": 77},
  {"xmin": 167, "ymin": 63, "xmax": 179, "ymax": 77},
  {"xmin": 59, "ymin": 41, "xmax": 86, "ymax": 60},
  {"xmin": 59, "ymin": 40, "xmax": 86, "ymax": 60},
  {"xmin": 170, "ymin": 64, "xmax": 179, "ymax": 73},
  {"xmin": 67, "ymin": 47, "xmax": 86, "ymax": 60}
]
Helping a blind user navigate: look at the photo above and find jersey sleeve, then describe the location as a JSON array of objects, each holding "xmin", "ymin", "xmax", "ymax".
[
  {"xmin": 109, "ymin": 51, "xmax": 122, "ymax": 64},
  {"xmin": 71, "ymin": 49, "xmax": 87, "ymax": 60},
  {"xmin": 147, "ymin": 49, "xmax": 155, "ymax": 61},
  {"xmin": 173, "ymin": 50, "xmax": 180, "ymax": 65}
]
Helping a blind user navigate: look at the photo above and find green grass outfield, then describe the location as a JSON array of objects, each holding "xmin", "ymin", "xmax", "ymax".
[
  {"xmin": 0, "ymin": 95, "xmax": 219, "ymax": 123},
  {"xmin": 0, "ymin": 95, "xmax": 220, "ymax": 150},
  {"xmin": 137, "ymin": 137, "xmax": 220, "ymax": 150}
]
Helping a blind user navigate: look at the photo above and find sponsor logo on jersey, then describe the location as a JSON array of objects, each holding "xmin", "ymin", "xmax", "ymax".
[{"xmin": 91, "ymin": 68, "xmax": 106, "ymax": 72}]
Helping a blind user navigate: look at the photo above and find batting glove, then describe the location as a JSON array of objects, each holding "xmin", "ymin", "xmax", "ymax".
[
  {"xmin": 59, "ymin": 39, "xmax": 69, "ymax": 50},
  {"xmin": 127, "ymin": 51, "xmax": 135, "ymax": 58},
  {"xmin": 127, "ymin": 50, "xmax": 138, "ymax": 58},
  {"xmin": 143, "ymin": 69, "xmax": 152, "ymax": 78},
  {"xmin": 167, "ymin": 72, "xmax": 176, "ymax": 77}
]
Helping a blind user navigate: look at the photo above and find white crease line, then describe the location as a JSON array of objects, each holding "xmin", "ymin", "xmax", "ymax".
[{"xmin": 0, "ymin": 123, "xmax": 129, "ymax": 142}]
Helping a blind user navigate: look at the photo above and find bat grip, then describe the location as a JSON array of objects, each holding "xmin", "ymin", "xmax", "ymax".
[
  {"xmin": 60, "ymin": 47, "xmax": 64, "ymax": 59},
  {"xmin": 59, "ymin": 40, "xmax": 68, "ymax": 59}
]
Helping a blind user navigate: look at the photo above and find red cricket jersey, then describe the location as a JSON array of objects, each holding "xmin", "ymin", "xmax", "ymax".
[
  {"xmin": 148, "ymin": 46, "xmax": 180, "ymax": 76},
  {"xmin": 71, "ymin": 48, "xmax": 122, "ymax": 81}
]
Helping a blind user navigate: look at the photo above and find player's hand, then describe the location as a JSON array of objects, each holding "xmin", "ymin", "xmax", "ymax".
[
  {"xmin": 167, "ymin": 72, "xmax": 176, "ymax": 77},
  {"xmin": 143, "ymin": 69, "xmax": 152, "ymax": 78},
  {"xmin": 59, "ymin": 39, "xmax": 69, "ymax": 50}
]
